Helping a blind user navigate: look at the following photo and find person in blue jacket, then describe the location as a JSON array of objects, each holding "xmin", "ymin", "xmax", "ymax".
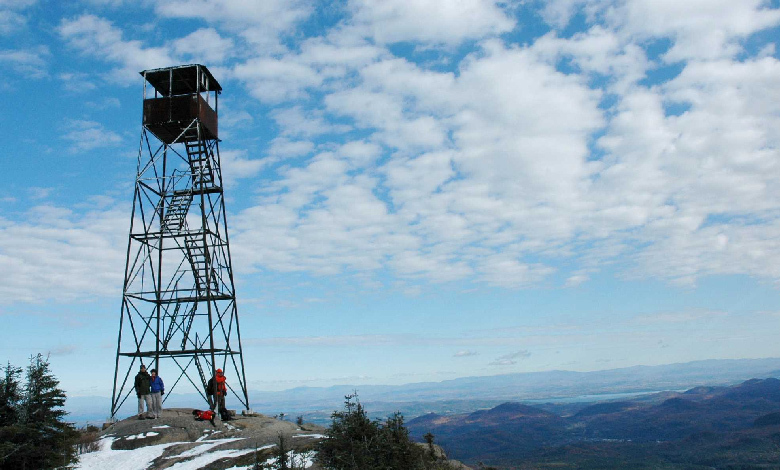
[{"xmin": 149, "ymin": 368, "xmax": 165, "ymax": 419}]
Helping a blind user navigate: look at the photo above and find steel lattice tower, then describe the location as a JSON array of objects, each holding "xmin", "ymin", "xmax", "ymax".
[{"xmin": 111, "ymin": 64, "xmax": 249, "ymax": 419}]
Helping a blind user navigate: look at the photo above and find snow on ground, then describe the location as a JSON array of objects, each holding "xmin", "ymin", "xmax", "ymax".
[
  {"xmin": 76, "ymin": 438, "xmax": 179, "ymax": 470},
  {"xmin": 168, "ymin": 438, "xmax": 246, "ymax": 459},
  {"xmin": 75, "ymin": 437, "xmax": 257, "ymax": 470},
  {"xmin": 165, "ymin": 448, "xmax": 257, "ymax": 470},
  {"xmin": 125, "ymin": 431, "xmax": 159, "ymax": 440},
  {"xmin": 222, "ymin": 445, "xmax": 275, "ymax": 470},
  {"xmin": 152, "ymin": 425, "xmax": 171, "ymax": 429},
  {"xmin": 293, "ymin": 434, "xmax": 326, "ymax": 439},
  {"xmin": 195, "ymin": 429, "xmax": 222, "ymax": 441}
]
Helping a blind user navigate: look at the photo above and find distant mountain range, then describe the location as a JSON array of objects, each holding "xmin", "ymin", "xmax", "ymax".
[
  {"xmin": 67, "ymin": 357, "xmax": 780, "ymax": 427},
  {"xmin": 407, "ymin": 378, "xmax": 780, "ymax": 468}
]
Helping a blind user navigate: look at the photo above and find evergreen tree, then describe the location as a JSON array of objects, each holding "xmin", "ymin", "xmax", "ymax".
[
  {"xmin": 0, "ymin": 354, "xmax": 78, "ymax": 470},
  {"xmin": 0, "ymin": 363, "xmax": 22, "ymax": 424},
  {"xmin": 316, "ymin": 393, "xmax": 458, "ymax": 470},
  {"xmin": 0, "ymin": 363, "xmax": 23, "ymax": 465},
  {"xmin": 317, "ymin": 393, "xmax": 379, "ymax": 469}
]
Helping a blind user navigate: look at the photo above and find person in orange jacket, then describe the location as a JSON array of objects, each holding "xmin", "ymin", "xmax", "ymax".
[{"xmin": 206, "ymin": 368, "xmax": 228, "ymax": 416}]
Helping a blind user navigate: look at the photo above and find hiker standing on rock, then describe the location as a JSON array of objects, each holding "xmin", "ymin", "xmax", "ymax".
[
  {"xmin": 134, "ymin": 364, "xmax": 152, "ymax": 419},
  {"xmin": 149, "ymin": 368, "xmax": 165, "ymax": 419},
  {"xmin": 207, "ymin": 368, "xmax": 228, "ymax": 416}
]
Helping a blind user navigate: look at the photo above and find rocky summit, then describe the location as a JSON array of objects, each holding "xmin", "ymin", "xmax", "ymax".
[{"xmin": 80, "ymin": 408, "xmax": 327, "ymax": 469}]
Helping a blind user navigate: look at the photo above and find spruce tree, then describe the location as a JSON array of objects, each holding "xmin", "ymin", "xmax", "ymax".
[
  {"xmin": 0, "ymin": 363, "xmax": 23, "ymax": 465},
  {"xmin": 316, "ymin": 393, "xmax": 458, "ymax": 470},
  {"xmin": 317, "ymin": 393, "xmax": 379, "ymax": 469},
  {"xmin": 0, "ymin": 354, "xmax": 78, "ymax": 470}
]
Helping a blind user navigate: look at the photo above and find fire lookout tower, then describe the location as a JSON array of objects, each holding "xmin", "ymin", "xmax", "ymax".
[{"xmin": 111, "ymin": 64, "xmax": 249, "ymax": 418}]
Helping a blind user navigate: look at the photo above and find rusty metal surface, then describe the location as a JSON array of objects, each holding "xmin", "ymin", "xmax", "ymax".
[{"xmin": 143, "ymin": 95, "xmax": 218, "ymax": 143}]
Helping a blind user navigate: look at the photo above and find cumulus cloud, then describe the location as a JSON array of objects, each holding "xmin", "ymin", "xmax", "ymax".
[
  {"xmin": 0, "ymin": 204, "xmax": 127, "ymax": 303},
  {"xmin": 349, "ymin": 0, "xmax": 515, "ymax": 46},
  {"xmin": 234, "ymin": 56, "xmax": 324, "ymax": 103},
  {"xmin": 0, "ymin": 0, "xmax": 36, "ymax": 35},
  {"xmin": 607, "ymin": 0, "xmax": 780, "ymax": 61},
  {"xmin": 0, "ymin": 46, "xmax": 49, "ymax": 78},
  {"xmin": 172, "ymin": 28, "xmax": 235, "ymax": 64},
  {"xmin": 155, "ymin": 0, "xmax": 312, "ymax": 48},
  {"xmin": 61, "ymin": 120, "xmax": 122, "ymax": 152},
  {"xmin": 59, "ymin": 14, "xmax": 174, "ymax": 84},
  {"xmin": 272, "ymin": 106, "xmax": 352, "ymax": 138},
  {"xmin": 219, "ymin": 149, "xmax": 266, "ymax": 187},
  {"xmin": 25, "ymin": 0, "xmax": 780, "ymax": 294}
]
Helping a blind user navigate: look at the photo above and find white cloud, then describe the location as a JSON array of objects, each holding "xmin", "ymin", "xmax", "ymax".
[
  {"xmin": 59, "ymin": 72, "xmax": 98, "ymax": 93},
  {"xmin": 33, "ymin": 1, "xmax": 780, "ymax": 292},
  {"xmin": 0, "ymin": 10, "xmax": 25, "ymax": 35},
  {"xmin": 155, "ymin": 0, "xmax": 312, "ymax": 48},
  {"xmin": 272, "ymin": 106, "xmax": 352, "ymax": 138},
  {"xmin": 454, "ymin": 350, "xmax": 477, "ymax": 357},
  {"xmin": 234, "ymin": 57, "xmax": 323, "ymax": 103},
  {"xmin": 608, "ymin": 0, "xmax": 780, "ymax": 61},
  {"xmin": 0, "ymin": 205, "xmax": 127, "ymax": 303},
  {"xmin": 61, "ymin": 120, "xmax": 122, "ymax": 152},
  {"xmin": 0, "ymin": 46, "xmax": 48, "ymax": 78},
  {"xmin": 531, "ymin": 27, "xmax": 649, "ymax": 93},
  {"xmin": 28, "ymin": 187, "xmax": 53, "ymax": 200},
  {"xmin": 0, "ymin": 0, "xmax": 36, "ymax": 35},
  {"xmin": 565, "ymin": 273, "xmax": 590, "ymax": 287},
  {"xmin": 489, "ymin": 350, "xmax": 531, "ymax": 366},
  {"xmin": 219, "ymin": 149, "xmax": 266, "ymax": 186},
  {"xmin": 267, "ymin": 138, "xmax": 315, "ymax": 159},
  {"xmin": 172, "ymin": 28, "xmax": 235, "ymax": 64},
  {"xmin": 541, "ymin": 0, "xmax": 780, "ymax": 63},
  {"xmin": 59, "ymin": 14, "xmax": 174, "ymax": 84},
  {"xmin": 349, "ymin": 0, "xmax": 515, "ymax": 46}
]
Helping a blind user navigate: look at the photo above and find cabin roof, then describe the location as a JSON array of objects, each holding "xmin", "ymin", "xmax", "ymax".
[{"xmin": 141, "ymin": 64, "xmax": 222, "ymax": 96}]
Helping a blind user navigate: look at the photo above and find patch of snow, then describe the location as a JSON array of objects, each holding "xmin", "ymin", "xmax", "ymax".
[
  {"xmin": 152, "ymin": 425, "xmax": 171, "ymax": 429},
  {"xmin": 75, "ymin": 440, "xmax": 183, "ymax": 470},
  {"xmin": 165, "ymin": 447, "xmax": 256, "ymax": 470},
  {"xmin": 125, "ymin": 431, "xmax": 159, "ymax": 440},
  {"xmin": 169, "ymin": 438, "xmax": 246, "ymax": 459},
  {"xmin": 98, "ymin": 437, "xmax": 116, "ymax": 451},
  {"xmin": 195, "ymin": 429, "xmax": 221, "ymax": 441},
  {"xmin": 293, "ymin": 433, "xmax": 326, "ymax": 439}
]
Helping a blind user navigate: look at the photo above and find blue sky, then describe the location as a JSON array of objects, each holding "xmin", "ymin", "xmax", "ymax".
[{"xmin": 1, "ymin": 0, "xmax": 780, "ymax": 399}]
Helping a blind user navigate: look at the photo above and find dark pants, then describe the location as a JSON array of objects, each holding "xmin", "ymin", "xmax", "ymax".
[{"xmin": 210, "ymin": 393, "xmax": 225, "ymax": 412}]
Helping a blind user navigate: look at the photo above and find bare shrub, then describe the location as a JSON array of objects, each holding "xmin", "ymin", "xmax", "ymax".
[{"xmin": 75, "ymin": 425, "xmax": 101, "ymax": 454}]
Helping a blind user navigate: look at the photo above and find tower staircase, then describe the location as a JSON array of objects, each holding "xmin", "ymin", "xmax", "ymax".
[
  {"xmin": 162, "ymin": 190, "xmax": 193, "ymax": 232},
  {"xmin": 185, "ymin": 140, "xmax": 215, "ymax": 189},
  {"xmin": 184, "ymin": 234, "xmax": 219, "ymax": 297}
]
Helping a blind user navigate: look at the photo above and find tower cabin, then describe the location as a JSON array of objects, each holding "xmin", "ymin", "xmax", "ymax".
[{"xmin": 141, "ymin": 64, "xmax": 221, "ymax": 144}]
